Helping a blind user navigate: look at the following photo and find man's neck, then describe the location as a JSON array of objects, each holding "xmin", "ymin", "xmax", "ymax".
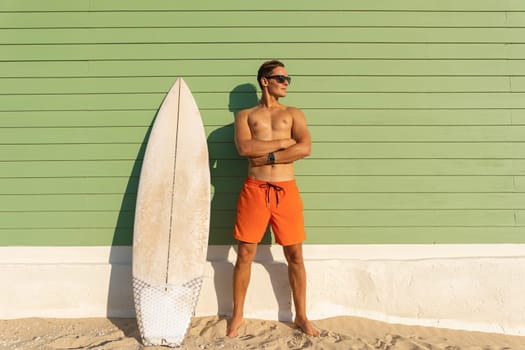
[{"xmin": 259, "ymin": 95, "xmax": 281, "ymax": 108}]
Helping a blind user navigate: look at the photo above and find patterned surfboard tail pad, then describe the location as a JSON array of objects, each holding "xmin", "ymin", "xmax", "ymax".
[{"xmin": 133, "ymin": 277, "xmax": 203, "ymax": 347}]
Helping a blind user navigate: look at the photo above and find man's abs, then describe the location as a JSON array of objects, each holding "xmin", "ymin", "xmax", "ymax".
[{"xmin": 247, "ymin": 163, "xmax": 295, "ymax": 182}]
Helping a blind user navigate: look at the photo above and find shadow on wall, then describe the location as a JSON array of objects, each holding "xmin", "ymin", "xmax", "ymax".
[
  {"xmin": 207, "ymin": 83, "xmax": 292, "ymax": 321},
  {"xmin": 105, "ymin": 108, "xmax": 156, "ymax": 334}
]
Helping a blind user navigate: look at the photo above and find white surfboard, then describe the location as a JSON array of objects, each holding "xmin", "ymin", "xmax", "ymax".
[{"xmin": 132, "ymin": 78, "xmax": 210, "ymax": 347}]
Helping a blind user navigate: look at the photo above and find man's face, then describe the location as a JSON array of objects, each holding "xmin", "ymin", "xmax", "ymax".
[{"xmin": 265, "ymin": 66, "xmax": 290, "ymax": 98}]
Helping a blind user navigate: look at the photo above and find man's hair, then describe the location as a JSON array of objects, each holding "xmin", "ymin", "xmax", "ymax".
[{"xmin": 257, "ymin": 60, "xmax": 285, "ymax": 89}]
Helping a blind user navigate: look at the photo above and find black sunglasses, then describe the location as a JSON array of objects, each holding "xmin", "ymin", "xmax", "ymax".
[{"xmin": 265, "ymin": 75, "xmax": 292, "ymax": 84}]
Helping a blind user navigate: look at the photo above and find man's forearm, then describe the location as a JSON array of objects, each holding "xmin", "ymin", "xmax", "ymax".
[
  {"xmin": 249, "ymin": 141, "xmax": 311, "ymax": 166},
  {"xmin": 236, "ymin": 138, "xmax": 296, "ymax": 158}
]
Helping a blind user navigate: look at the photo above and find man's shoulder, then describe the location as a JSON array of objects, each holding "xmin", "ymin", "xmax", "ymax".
[
  {"xmin": 284, "ymin": 105, "xmax": 306, "ymax": 118},
  {"xmin": 284, "ymin": 105, "xmax": 301, "ymax": 112},
  {"xmin": 237, "ymin": 105, "xmax": 260, "ymax": 116},
  {"xmin": 235, "ymin": 106, "xmax": 255, "ymax": 121}
]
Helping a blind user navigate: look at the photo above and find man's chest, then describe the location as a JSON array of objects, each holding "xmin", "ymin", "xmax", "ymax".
[{"xmin": 248, "ymin": 112, "xmax": 293, "ymax": 137}]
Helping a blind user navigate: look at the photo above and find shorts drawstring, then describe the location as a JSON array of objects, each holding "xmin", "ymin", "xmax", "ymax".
[{"xmin": 259, "ymin": 182, "xmax": 284, "ymax": 207}]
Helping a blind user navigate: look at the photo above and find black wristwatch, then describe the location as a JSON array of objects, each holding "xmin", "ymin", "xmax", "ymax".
[{"xmin": 267, "ymin": 152, "xmax": 275, "ymax": 165}]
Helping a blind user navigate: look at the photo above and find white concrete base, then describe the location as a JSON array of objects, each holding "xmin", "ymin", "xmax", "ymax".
[{"xmin": 1, "ymin": 245, "xmax": 524, "ymax": 336}]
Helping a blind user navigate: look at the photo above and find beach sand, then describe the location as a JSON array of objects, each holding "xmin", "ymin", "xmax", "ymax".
[{"xmin": 1, "ymin": 316, "xmax": 523, "ymax": 350}]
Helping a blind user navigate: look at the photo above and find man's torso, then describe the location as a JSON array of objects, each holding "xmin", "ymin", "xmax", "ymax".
[{"xmin": 246, "ymin": 105, "xmax": 295, "ymax": 181}]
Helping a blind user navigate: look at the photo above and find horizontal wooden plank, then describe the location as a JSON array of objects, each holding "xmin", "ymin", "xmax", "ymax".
[
  {"xmin": 191, "ymin": 159, "xmax": 525, "ymax": 176},
  {"xmin": 0, "ymin": 228, "xmax": 133, "ymax": 246},
  {"xmin": 2, "ymin": 0, "xmax": 524, "ymax": 12},
  {"xmin": 2, "ymin": 92, "xmax": 525, "ymax": 111},
  {"xmin": 4, "ymin": 141, "xmax": 525, "ymax": 162},
  {"xmin": 0, "ymin": 47, "xmax": 525, "ymax": 73},
  {"xmin": 0, "ymin": 93, "xmax": 161, "ymax": 111},
  {"xmin": 4, "ymin": 159, "xmax": 522, "ymax": 178},
  {"xmin": 209, "ymin": 209, "xmax": 521, "ymax": 228},
  {"xmin": 313, "ymin": 109, "xmax": 521, "ymax": 127},
  {"xmin": 2, "ymin": 27, "xmax": 524, "ymax": 45},
  {"xmin": 507, "ymin": 77, "xmax": 525, "ymax": 91},
  {"xmin": 0, "ymin": 11, "xmax": 512, "ymax": 29},
  {"xmin": 294, "ymin": 159, "xmax": 525, "ymax": 176},
  {"xmin": 3, "ymin": 192, "xmax": 525, "ymax": 211},
  {"xmin": 209, "ymin": 175, "xmax": 522, "ymax": 194},
  {"xmin": 1, "ymin": 225, "xmax": 524, "ymax": 246},
  {"xmin": 0, "ymin": 110, "xmax": 156, "ymax": 127},
  {"xmin": 1, "ymin": 126, "xmax": 524, "ymax": 145},
  {"xmin": 514, "ymin": 176, "xmax": 525, "ymax": 191},
  {"xmin": 303, "ymin": 227, "xmax": 525, "ymax": 244},
  {"xmin": 0, "ymin": 109, "xmax": 519, "ymax": 128},
  {"xmin": 0, "ymin": 45, "xmax": 514, "ymax": 68},
  {"xmin": 0, "ymin": 144, "xmax": 145, "ymax": 161},
  {"xmin": 191, "ymin": 142, "xmax": 525, "ymax": 160},
  {"xmin": 90, "ymin": 59, "xmax": 525, "ymax": 76},
  {"xmin": 0, "ymin": 211, "xmax": 133, "ymax": 229},
  {"xmin": 309, "ymin": 126, "xmax": 525, "ymax": 142},
  {"xmin": 217, "ymin": 109, "xmax": 523, "ymax": 127},
  {"xmin": 0, "ymin": 76, "xmax": 515, "ymax": 94},
  {"xmin": 305, "ymin": 210, "xmax": 519, "ymax": 226},
  {"xmin": 508, "ymin": 44, "xmax": 525, "ymax": 58},
  {"xmin": 209, "ymin": 125, "xmax": 525, "ymax": 143},
  {"xmin": 0, "ymin": 0, "xmax": 90, "ymax": 12},
  {"xmin": 287, "ymin": 92, "xmax": 525, "ymax": 109},
  {"xmin": 0, "ymin": 61, "xmax": 90, "ymax": 77},
  {"xmin": 0, "ymin": 194, "xmax": 135, "ymax": 211},
  {"xmin": 94, "ymin": 0, "xmax": 525, "ymax": 11},
  {"xmin": 0, "ymin": 175, "xmax": 519, "ymax": 195},
  {"xmin": 1, "ymin": 209, "xmax": 517, "ymax": 229},
  {"xmin": 0, "ymin": 160, "xmax": 139, "ymax": 177},
  {"xmin": 303, "ymin": 193, "xmax": 525, "ymax": 210},
  {"xmin": 0, "ymin": 177, "xmax": 139, "ymax": 194},
  {"xmin": 296, "ymin": 175, "xmax": 520, "ymax": 193},
  {"xmin": 0, "ymin": 127, "xmax": 149, "ymax": 144},
  {"xmin": 310, "ymin": 142, "xmax": 525, "ymax": 159}
]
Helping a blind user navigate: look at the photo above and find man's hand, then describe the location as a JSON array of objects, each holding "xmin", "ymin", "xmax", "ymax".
[
  {"xmin": 279, "ymin": 138, "xmax": 297, "ymax": 150},
  {"xmin": 248, "ymin": 154, "xmax": 269, "ymax": 167},
  {"xmin": 248, "ymin": 138, "xmax": 296, "ymax": 167}
]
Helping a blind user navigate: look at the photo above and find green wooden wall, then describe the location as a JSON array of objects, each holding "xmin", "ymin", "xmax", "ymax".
[{"xmin": 1, "ymin": 0, "xmax": 524, "ymax": 246}]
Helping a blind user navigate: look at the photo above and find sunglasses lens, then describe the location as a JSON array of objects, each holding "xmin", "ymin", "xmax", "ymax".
[
  {"xmin": 266, "ymin": 75, "xmax": 291, "ymax": 84},
  {"xmin": 278, "ymin": 76, "xmax": 291, "ymax": 84}
]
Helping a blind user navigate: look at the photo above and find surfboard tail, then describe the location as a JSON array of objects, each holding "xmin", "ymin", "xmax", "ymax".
[{"xmin": 133, "ymin": 276, "xmax": 204, "ymax": 347}]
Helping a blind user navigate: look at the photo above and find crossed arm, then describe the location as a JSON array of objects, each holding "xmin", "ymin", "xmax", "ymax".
[{"xmin": 234, "ymin": 108, "xmax": 311, "ymax": 166}]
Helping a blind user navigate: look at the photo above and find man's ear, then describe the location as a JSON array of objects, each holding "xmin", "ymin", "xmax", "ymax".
[{"xmin": 260, "ymin": 76, "xmax": 269, "ymax": 88}]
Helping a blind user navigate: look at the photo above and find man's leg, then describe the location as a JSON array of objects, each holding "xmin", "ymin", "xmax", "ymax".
[
  {"xmin": 227, "ymin": 241, "xmax": 257, "ymax": 337},
  {"xmin": 283, "ymin": 243, "xmax": 320, "ymax": 336}
]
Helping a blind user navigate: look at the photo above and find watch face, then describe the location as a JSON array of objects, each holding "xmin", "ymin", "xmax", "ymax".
[{"xmin": 268, "ymin": 152, "xmax": 275, "ymax": 164}]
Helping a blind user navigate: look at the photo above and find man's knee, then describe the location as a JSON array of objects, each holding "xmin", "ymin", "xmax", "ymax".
[
  {"xmin": 236, "ymin": 242, "xmax": 257, "ymax": 265},
  {"xmin": 283, "ymin": 244, "xmax": 304, "ymax": 265}
]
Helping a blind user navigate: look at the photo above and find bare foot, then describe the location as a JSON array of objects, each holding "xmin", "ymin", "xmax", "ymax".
[
  {"xmin": 226, "ymin": 316, "xmax": 244, "ymax": 338},
  {"xmin": 295, "ymin": 318, "xmax": 320, "ymax": 337}
]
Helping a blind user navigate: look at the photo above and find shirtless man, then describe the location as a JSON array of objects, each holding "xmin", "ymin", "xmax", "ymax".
[{"xmin": 226, "ymin": 60, "xmax": 319, "ymax": 338}]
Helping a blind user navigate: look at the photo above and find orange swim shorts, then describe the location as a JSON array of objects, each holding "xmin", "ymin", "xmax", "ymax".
[{"xmin": 233, "ymin": 177, "xmax": 306, "ymax": 246}]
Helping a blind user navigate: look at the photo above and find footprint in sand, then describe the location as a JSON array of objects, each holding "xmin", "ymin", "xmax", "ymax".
[
  {"xmin": 371, "ymin": 333, "xmax": 433, "ymax": 350},
  {"xmin": 390, "ymin": 338, "xmax": 431, "ymax": 350},
  {"xmin": 319, "ymin": 330, "xmax": 357, "ymax": 345},
  {"xmin": 286, "ymin": 331, "xmax": 313, "ymax": 349}
]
